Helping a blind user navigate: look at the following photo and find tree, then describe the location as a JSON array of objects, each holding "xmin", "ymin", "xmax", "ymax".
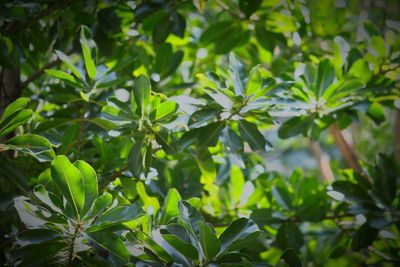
[{"xmin": 0, "ymin": 0, "xmax": 399, "ymax": 266}]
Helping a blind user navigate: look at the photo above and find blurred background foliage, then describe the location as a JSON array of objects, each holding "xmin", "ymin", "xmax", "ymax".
[{"xmin": 0, "ymin": 0, "xmax": 399, "ymax": 266}]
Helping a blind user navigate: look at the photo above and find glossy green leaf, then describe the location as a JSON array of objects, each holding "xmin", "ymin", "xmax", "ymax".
[
  {"xmin": 162, "ymin": 232, "xmax": 199, "ymax": 260},
  {"xmin": 90, "ymin": 202, "xmax": 144, "ymax": 231},
  {"xmin": 133, "ymin": 75, "xmax": 151, "ymax": 115},
  {"xmin": 198, "ymin": 221, "xmax": 220, "ymax": 259},
  {"xmin": 278, "ymin": 116, "xmax": 313, "ymax": 139},
  {"xmin": 87, "ymin": 232, "xmax": 129, "ymax": 262},
  {"xmin": 246, "ymin": 65, "xmax": 263, "ymax": 97},
  {"xmin": 197, "ymin": 121, "xmax": 225, "ymax": 147},
  {"xmin": 316, "ymin": 59, "xmax": 335, "ymax": 97},
  {"xmin": 73, "ymin": 160, "xmax": 98, "ymax": 215},
  {"xmin": 5, "ymin": 134, "xmax": 55, "ymax": 162},
  {"xmin": 80, "ymin": 26, "xmax": 96, "ymax": 80},
  {"xmin": 238, "ymin": 120, "xmax": 266, "ymax": 151},
  {"xmin": 218, "ymin": 218, "xmax": 261, "ymax": 255},
  {"xmin": 50, "ymin": 155, "xmax": 84, "ymax": 217},
  {"xmin": 153, "ymin": 100, "xmax": 177, "ymax": 122},
  {"xmin": 33, "ymin": 184, "xmax": 63, "ymax": 214},
  {"xmin": 44, "ymin": 69, "xmax": 80, "ymax": 87},
  {"xmin": 55, "ymin": 50, "xmax": 82, "ymax": 79},
  {"xmin": 159, "ymin": 188, "xmax": 182, "ymax": 224},
  {"xmin": 0, "ymin": 109, "xmax": 33, "ymax": 137},
  {"xmin": 178, "ymin": 201, "xmax": 203, "ymax": 237}
]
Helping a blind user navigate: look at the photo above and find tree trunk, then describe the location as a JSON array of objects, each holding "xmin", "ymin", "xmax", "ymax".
[{"xmin": 0, "ymin": 67, "xmax": 21, "ymax": 116}]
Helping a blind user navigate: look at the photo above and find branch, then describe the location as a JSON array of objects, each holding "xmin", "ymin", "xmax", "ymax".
[
  {"xmin": 309, "ymin": 140, "xmax": 334, "ymax": 181},
  {"xmin": 394, "ymin": 109, "xmax": 400, "ymax": 163},
  {"xmin": 329, "ymin": 124, "xmax": 362, "ymax": 172},
  {"xmin": 21, "ymin": 48, "xmax": 74, "ymax": 89},
  {"xmin": 5, "ymin": 1, "xmax": 74, "ymax": 35}
]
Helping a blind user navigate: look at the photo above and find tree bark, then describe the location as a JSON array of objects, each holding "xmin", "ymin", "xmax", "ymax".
[
  {"xmin": 309, "ymin": 140, "xmax": 334, "ymax": 181},
  {"xmin": 0, "ymin": 67, "xmax": 21, "ymax": 117}
]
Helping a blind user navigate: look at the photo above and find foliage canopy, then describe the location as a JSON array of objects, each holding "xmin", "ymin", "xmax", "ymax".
[{"xmin": 0, "ymin": 0, "xmax": 400, "ymax": 266}]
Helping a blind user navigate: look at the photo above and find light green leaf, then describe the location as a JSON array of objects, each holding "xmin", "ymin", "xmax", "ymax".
[
  {"xmin": 0, "ymin": 109, "xmax": 33, "ymax": 137},
  {"xmin": 50, "ymin": 155, "xmax": 84, "ymax": 218},
  {"xmin": 153, "ymin": 100, "xmax": 177, "ymax": 122},
  {"xmin": 5, "ymin": 134, "xmax": 55, "ymax": 162},
  {"xmin": 55, "ymin": 50, "xmax": 82, "ymax": 79},
  {"xmin": 80, "ymin": 26, "xmax": 96, "ymax": 80},
  {"xmin": 196, "ymin": 147, "xmax": 216, "ymax": 188},
  {"xmin": 0, "ymin": 97, "xmax": 29, "ymax": 124},
  {"xmin": 246, "ymin": 65, "xmax": 263, "ymax": 97},
  {"xmin": 33, "ymin": 184, "xmax": 63, "ymax": 214},
  {"xmin": 73, "ymin": 160, "xmax": 98, "ymax": 216},
  {"xmin": 133, "ymin": 75, "xmax": 151, "ymax": 115},
  {"xmin": 159, "ymin": 188, "xmax": 182, "ymax": 224},
  {"xmin": 44, "ymin": 69, "xmax": 80, "ymax": 87}
]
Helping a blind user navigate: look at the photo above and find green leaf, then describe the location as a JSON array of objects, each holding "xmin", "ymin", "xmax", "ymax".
[
  {"xmin": 55, "ymin": 50, "xmax": 82, "ymax": 79},
  {"xmin": 133, "ymin": 75, "xmax": 151, "ymax": 115},
  {"xmin": 153, "ymin": 15, "xmax": 172, "ymax": 44},
  {"xmin": 316, "ymin": 59, "xmax": 335, "ymax": 97},
  {"xmin": 246, "ymin": 65, "xmax": 263, "ymax": 97},
  {"xmin": 239, "ymin": 0, "xmax": 262, "ymax": 18},
  {"xmin": 280, "ymin": 249, "xmax": 302, "ymax": 267},
  {"xmin": 367, "ymin": 102, "xmax": 385, "ymax": 125},
  {"xmin": 0, "ymin": 109, "xmax": 33, "ymax": 137},
  {"xmin": 0, "ymin": 97, "xmax": 29, "ymax": 124},
  {"xmin": 155, "ymin": 43, "xmax": 173, "ymax": 74},
  {"xmin": 159, "ymin": 188, "xmax": 182, "ymax": 224},
  {"xmin": 128, "ymin": 137, "xmax": 144, "ymax": 178},
  {"xmin": 272, "ymin": 185, "xmax": 292, "ymax": 210},
  {"xmin": 178, "ymin": 200, "xmax": 204, "ymax": 237},
  {"xmin": 278, "ymin": 116, "xmax": 313, "ymax": 139},
  {"xmin": 351, "ymin": 223, "xmax": 379, "ymax": 251},
  {"xmin": 238, "ymin": 120, "xmax": 266, "ymax": 151},
  {"xmin": 44, "ymin": 69, "xmax": 80, "ymax": 87},
  {"xmin": 90, "ymin": 202, "xmax": 144, "ymax": 231},
  {"xmin": 197, "ymin": 121, "xmax": 225, "ymax": 147},
  {"xmin": 83, "ymin": 192, "xmax": 112, "ymax": 220},
  {"xmin": 73, "ymin": 160, "xmax": 98, "ymax": 216},
  {"xmin": 5, "ymin": 134, "xmax": 55, "ymax": 162},
  {"xmin": 198, "ymin": 221, "xmax": 221, "ymax": 260},
  {"xmin": 33, "ymin": 184, "xmax": 63, "ymax": 214},
  {"xmin": 196, "ymin": 147, "xmax": 216, "ymax": 188},
  {"xmin": 80, "ymin": 25, "xmax": 96, "ymax": 80},
  {"xmin": 225, "ymin": 127, "xmax": 244, "ymax": 152},
  {"xmin": 50, "ymin": 155, "xmax": 84, "ymax": 218},
  {"xmin": 17, "ymin": 228, "xmax": 61, "ymax": 245},
  {"xmin": 218, "ymin": 218, "xmax": 261, "ymax": 255},
  {"xmin": 87, "ymin": 232, "xmax": 129, "ymax": 262},
  {"xmin": 348, "ymin": 59, "xmax": 371, "ymax": 83},
  {"xmin": 162, "ymin": 232, "xmax": 199, "ymax": 260},
  {"xmin": 276, "ymin": 223, "xmax": 304, "ymax": 250},
  {"xmin": 200, "ymin": 21, "xmax": 234, "ymax": 44},
  {"xmin": 153, "ymin": 100, "xmax": 177, "ymax": 122}
]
